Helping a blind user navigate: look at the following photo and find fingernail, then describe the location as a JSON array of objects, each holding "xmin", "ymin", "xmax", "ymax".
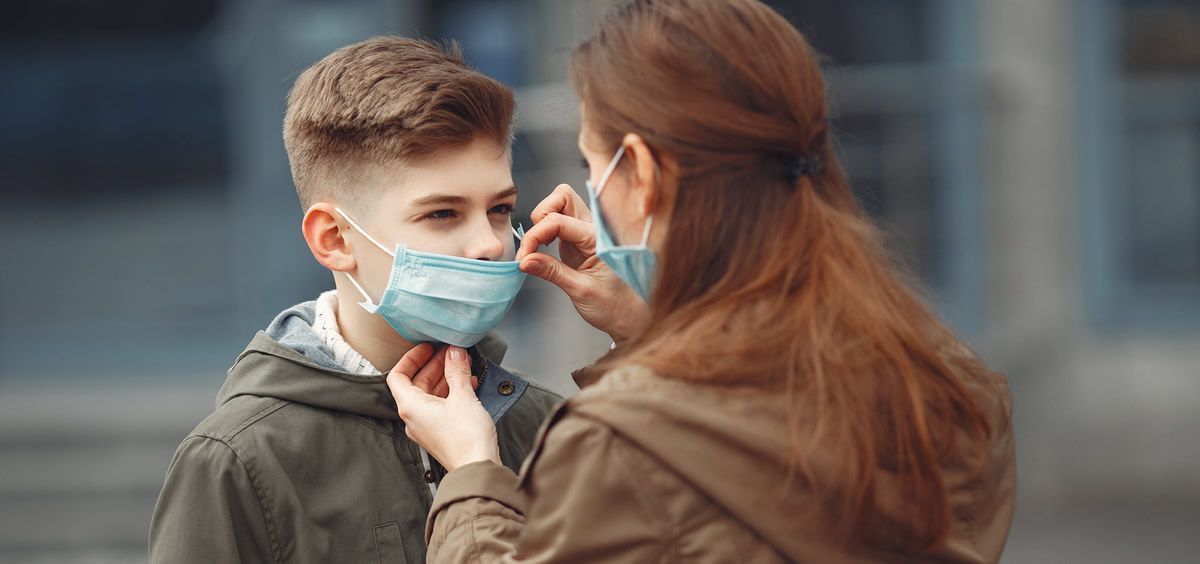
[{"xmin": 449, "ymin": 348, "xmax": 464, "ymax": 361}]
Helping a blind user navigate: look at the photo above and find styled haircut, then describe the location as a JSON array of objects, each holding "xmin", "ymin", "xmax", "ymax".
[{"xmin": 284, "ymin": 36, "xmax": 516, "ymax": 208}]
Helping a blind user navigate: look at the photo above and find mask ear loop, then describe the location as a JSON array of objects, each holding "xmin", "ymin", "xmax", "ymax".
[
  {"xmin": 334, "ymin": 208, "xmax": 396, "ymax": 257},
  {"xmin": 638, "ymin": 215, "xmax": 655, "ymax": 247},
  {"xmin": 594, "ymin": 145, "xmax": 657, "ymax": 247},
  {"xmin": 593, "ymin": 145, "xmax": 627, "ymax": 198},
  {"xmin": 342, "ymin": 269, "xmax": 377, "ymax": 308},
  {"xmin": 334, "ymin": 207, "xmax": 396, "ymax": 307},
  {"xmin": 638, "ymin": 159, "xmax": 661, "ymax": 247}
]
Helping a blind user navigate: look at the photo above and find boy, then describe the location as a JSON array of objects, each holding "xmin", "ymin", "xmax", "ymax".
[{"xmin": 149, "ymin": 37, "xmax": 560, "ymax": 563}]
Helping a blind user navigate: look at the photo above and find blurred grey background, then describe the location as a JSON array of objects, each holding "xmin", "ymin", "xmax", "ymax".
[{"xmin": 1, "ymin": 0, "xmax": 1197, "ymax": 562}]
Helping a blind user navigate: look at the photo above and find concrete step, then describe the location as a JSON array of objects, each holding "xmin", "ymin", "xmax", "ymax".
[{"xmin": 0, "ymin": 385, "xmax": 215, "ymax": 560}]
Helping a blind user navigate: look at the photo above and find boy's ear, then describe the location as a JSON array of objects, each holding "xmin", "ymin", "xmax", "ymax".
[{"xmin": 302, "ymin": 203, "xmax": 356, "ymax": 273}]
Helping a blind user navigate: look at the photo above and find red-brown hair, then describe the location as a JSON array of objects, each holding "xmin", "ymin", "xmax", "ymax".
[
  {"xmin": 574, "ymin": 0, "xmax": 994, "ymax": 552},
  {"xmin": 284, "ymin": 36, "xmax": 515, "ymax": 209}
]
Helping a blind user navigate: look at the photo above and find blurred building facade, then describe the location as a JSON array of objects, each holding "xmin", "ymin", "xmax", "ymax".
[{"xmin": 0, "ymin": 0, "xmax": 1196, "ymax": 561}]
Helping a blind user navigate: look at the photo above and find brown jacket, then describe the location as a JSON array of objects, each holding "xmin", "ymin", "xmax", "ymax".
[{"xmin": 424, "ymin": 361, "xmax": 1016, "ymax": 563}]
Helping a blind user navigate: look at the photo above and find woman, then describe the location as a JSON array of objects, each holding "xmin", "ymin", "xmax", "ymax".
[{"xmin": 388, "ymin": 0, "xmax": 1015, "ymax": 561}]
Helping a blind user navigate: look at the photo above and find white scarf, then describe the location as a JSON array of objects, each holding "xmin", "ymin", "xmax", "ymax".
[{"xmin": 312, "ymin": 290, "xmax": 381, "ymax": 376}]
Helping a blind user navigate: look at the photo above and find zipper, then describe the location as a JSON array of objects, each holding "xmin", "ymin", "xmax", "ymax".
[{"xmin": 477, "ymin": 352, "xmax": 488, "ymax": 383}]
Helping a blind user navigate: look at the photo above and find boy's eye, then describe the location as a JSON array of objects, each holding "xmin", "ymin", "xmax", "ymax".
[
  {"xmin": 425, "ymin": 209, "xmax": 456, "ymax": 220},
  {"xmin": 489, "ymin": 204, "xmax": 514, "ymax": 215}
]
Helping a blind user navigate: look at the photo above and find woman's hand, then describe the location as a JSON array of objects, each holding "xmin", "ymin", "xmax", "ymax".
[
  {"xmin": 406, "ymin": 343, "xmax": 480, "ymax": 398},
  {"xmin": 516, "ymin": 184, "xmax": 650, "ymax": 344},
  {"xmin": 387, "ymin": 345, "xmax": 499, "ymax": 471}
]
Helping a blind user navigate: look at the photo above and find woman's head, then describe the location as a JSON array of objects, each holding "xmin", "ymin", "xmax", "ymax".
[
  {"xmin": 574, "ymin": 0, "xmax": 835, "ymax": 263},
  {"xmin": 573, "ymin": 0, "xmax": 854, "ymax": 313},
  {"xmin": 573, "ymin": 0, "xmax": 994, "ymax": 553}
]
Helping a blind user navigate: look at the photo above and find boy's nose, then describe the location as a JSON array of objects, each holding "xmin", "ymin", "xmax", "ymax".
[{"xmin": 465, "ymin": 224, "xmax": 505, "ymax": 261}]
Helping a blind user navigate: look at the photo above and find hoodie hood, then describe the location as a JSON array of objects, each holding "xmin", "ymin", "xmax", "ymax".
[
  {"xmin": 566, "ymin": 369, "xmax": 816, "ymax": 558},
  {"xmin": 562, "ymin": 366, "xmax": 1016, "ymax": 562},
  {"xmin": 216, "ymin": 299, "xmax": 528, "ymax": 422}
]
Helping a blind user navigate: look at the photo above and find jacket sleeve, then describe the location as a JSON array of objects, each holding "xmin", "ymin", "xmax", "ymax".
[
  {"xmin": 149, "ymin": 435, "xmax": 276, "ymax": 564},
  {"xmin": 425, "ymin": 415, "xmax": 671, "ymax": 563}
]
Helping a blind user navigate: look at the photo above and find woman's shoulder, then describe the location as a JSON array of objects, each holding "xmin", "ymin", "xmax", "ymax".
[
  {"xmin": 523, "ymin": 362, "xmax": 789, "ymax": 481},
  {"xmin": 578, "ymin": 361, "xmax": 763, "ymax": 394},
  {"xmin": 575, "ymin": 362, "xmax": 787, "ymax": 413},
  {"xmin": 579, "ymin": 363, "xmax": 672, "ymax": 394},
  {"xmin": 561, "ymin": 362, "xmax": 793, "ymax": 458}
]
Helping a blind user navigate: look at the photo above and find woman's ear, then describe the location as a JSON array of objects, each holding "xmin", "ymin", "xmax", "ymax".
[
  {"xmin": 302, "ymin": 203, "xmax": 356, "ymax": 273},
  {"xmin": 622, "ymin": 132, "xmax": 663, "ymax": 217}
]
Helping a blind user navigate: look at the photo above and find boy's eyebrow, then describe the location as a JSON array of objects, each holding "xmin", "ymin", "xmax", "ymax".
[
  {"xmin": 410, "ymin": 186, "xmax": 518, "ymax": 208},
  {"xmin": 411, "ymin": 194, "xmax": 468, "ymax": 207}
]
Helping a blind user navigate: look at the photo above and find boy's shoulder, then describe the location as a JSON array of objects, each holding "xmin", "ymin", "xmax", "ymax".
[
  {"xmin": 186, "ymin": 393, "xmax": 382, "ymax": 447},
  {"xmin": 185, "ymin": 394, "xmax": 293, "ymax": 445},
  {"xmin": 518, "ymin": 378, "xmax": 563, "ymax": 408},
  {"xmin": 174, "ymin": 393, "xmax": 393, "ymax": 483}
]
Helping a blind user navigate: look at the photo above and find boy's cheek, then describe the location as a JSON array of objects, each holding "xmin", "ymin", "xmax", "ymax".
[
  {"xmin": 377, "ymin": 222, "xmax": 517, "ymax": 259},
  {"xmin": 388, "ymin": 224, "xmax": 449, "ymax": 255},
  {"xmin": 501, "ymin": 232, "xmax": 518, "ymax": 261}
]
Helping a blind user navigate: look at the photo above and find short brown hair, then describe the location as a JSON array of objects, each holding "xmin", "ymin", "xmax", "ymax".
[{"xmin": 284, "ymin": 36, "xmax": 515, "ymax": 208}]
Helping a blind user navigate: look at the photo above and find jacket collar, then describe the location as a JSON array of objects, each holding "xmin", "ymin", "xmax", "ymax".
[
  {"xmin": 571, "ymin": 345, "xmax": 622, "ymax": 389},
  {"xmin": 216, "ymin": 331, "xmax": 528, "ymax": 423}
]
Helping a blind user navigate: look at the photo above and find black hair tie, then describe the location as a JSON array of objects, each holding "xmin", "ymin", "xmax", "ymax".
[{"xmin": 788, "ymin": 153, "xmax": 824, "ymax": 182}]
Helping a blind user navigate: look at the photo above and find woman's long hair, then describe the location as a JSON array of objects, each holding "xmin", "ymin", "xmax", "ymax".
[{"xmin": 573, "ymin": 0, "xmax": 995, "ymax": 552}]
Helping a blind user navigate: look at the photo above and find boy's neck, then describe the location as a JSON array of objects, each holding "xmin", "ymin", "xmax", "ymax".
[{"xmin": 332, "ymin": 285, "xmax": 416, "ymax": 373}]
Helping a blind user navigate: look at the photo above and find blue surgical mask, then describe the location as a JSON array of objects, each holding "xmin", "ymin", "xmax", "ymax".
[
  {"xmin": 586, "ymin": 146, "xmax": 658, "ymax": 301},
  {"xmin": 335, "ymin": 208, "xmax": 527, "ymax": 347}
]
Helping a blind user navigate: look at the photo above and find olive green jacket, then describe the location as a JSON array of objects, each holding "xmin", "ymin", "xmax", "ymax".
[{"xmin": 149, "ymin": 326, "xmax": 559, "ymax": 564}]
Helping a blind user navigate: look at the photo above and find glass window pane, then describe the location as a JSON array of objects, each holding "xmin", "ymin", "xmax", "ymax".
[{"xmin": 1119, "ymin": 0, "xmax": 1200, "ymax": 301}]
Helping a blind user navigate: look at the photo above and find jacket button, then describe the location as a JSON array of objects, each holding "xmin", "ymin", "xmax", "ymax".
[
  {"xmin": 424, "ymin": 470, "xmax": 435, "ymax": 483},
  {"xmin": 498, "ymin": 381, "xmax": 515, "ymax": 396}
]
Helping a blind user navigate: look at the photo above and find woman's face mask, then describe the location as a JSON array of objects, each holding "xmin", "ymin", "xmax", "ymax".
[{"xmin": 585, "ymin": 145, "xmax": 658, "ymax": 302}]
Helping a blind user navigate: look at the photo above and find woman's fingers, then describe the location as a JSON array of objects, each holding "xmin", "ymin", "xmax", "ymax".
[
  {"xmin": 385, "ymin": 345, "xmax": 501, "ymax": 471},
  {"xmin": 386, "ymin": 345, "xmax": 439, "ymax": 414},
  {"xmin": 443, "ymin": 347, "xmax": 475, "ymax": 395},
  {"xmin": 432, "ymin": 378, "xmax": 450, "ymax": 399},
  {"xmin": 391, "ymin": 343, "xmax": 434, "ymax": 379},
  {"xmin": 516, "ymin": 212, "xmax": 596, "ymax": 260},
  {"xmin": 390, "ymin": 344, "xmax": 475, "ymax": 400},
  {"xmin": 520, "ymin": 252, "xmax": 588, "ymax": 296},
  {"xmin": 411, "ymin": 345, "xmax": 447, "ymax": 395},
  {"xmin": 530, "ymin": 184, "xmax": 591, "ymax": 225},
  {"xmin": 387, "ymin": 343, "xmax": 434, "ymax": 392},
  {"xmin": 526, "ymin": 252, "xmax": 651, "ymax": 344}
]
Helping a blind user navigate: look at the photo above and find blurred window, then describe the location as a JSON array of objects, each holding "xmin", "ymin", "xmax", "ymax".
[
  {"xmin": 1081, "ymin": 0, "xmax": 1200, "ymax": 328},
  {"xmin": 0, "ymin": 1, "xmax": 227, "ymax": 201},
  {"xmin": 431, "ymin": 0, "xmax": 530, "ymax": 87},
  {"xmin": 0, "ymin": 2, "xmax": 231, "ymax": 382},
  {"xmin": 767, "ymin": 0, "xmax": 986, "ymax": 333}
]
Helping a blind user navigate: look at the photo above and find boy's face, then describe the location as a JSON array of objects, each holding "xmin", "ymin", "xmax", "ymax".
[{"xmin": 345, "ymin": 138, "xmax": 518, "ymax": 293}]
